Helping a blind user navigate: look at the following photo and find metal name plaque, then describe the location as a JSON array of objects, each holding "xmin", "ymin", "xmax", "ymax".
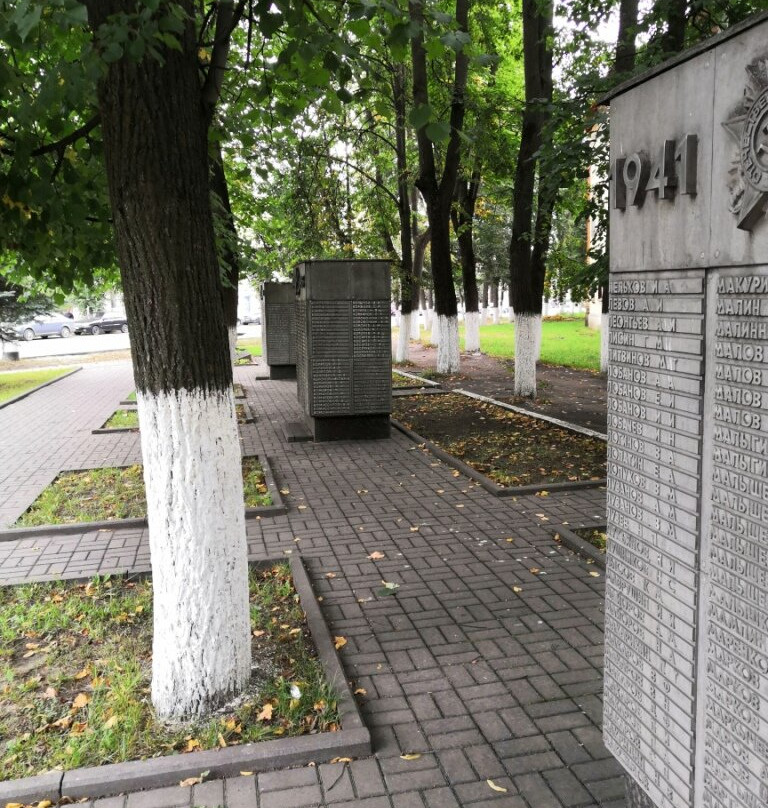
[
  {"xmin": 698, "ymin": 267, "xmax": 768, "ymax": 808},
  {"xmin": 604, "ymin": 271, "xmax": 705, "ymax": 808},
  {"xmin": 605, "ymin": 16, "xmax": 768, "ymax": 808}
]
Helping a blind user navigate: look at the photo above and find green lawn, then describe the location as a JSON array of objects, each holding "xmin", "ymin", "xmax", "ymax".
[
  {"xmin": 237, "ymin": 339, "xmax": 263, "ymax": 357},
  {"xmin": 0, "ymin": 368, "xmax": 74, "ymax": 404},
  {"xmin": 473, "ymin": 319, "xmax": 599, "ymax": 371}
]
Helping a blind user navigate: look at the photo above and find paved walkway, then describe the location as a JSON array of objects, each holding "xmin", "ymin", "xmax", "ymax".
[{"xmin": 0, "ymin": 361, "xmax": 624, "ymax": 807}]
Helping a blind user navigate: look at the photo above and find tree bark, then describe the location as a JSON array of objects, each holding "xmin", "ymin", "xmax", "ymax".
[
  {"xmin": 86, "ymin": 0, "xmax": 250, "ymax": 721},
  {"xmin": 210, "ymin": 142, "xmax": 241, "ymax": 363},
  {"xmin": 452, "ymin": 166, "xmax": 481, "ymax": 352},
  {"xmin": 507, "ymin": 0, "xmax": 554, "ymax": 397},
  {"xmin": 410, "ymin": 0, "xmax": 470, "ymax": 373},
  {"xmin": 615, "ymin": 0, "xmax": 639, "ymax": 74}
]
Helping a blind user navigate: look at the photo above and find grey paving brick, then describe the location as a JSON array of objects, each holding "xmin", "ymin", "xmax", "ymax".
[{"xmin": 0, "ymin": 366, "xmax": 616, "ymax": 808}]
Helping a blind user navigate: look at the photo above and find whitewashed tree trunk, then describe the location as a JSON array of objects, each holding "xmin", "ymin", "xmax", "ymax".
[
  {"xmin": 430, "ymin": 311, "xmax": 440, "ymax": 346},
  {"xmin": 138, "ymin": 388, "xmax": 251, "ymax": 720},
  {"xmin": 395, "ymin": 312, "xmax": 411, "ymax": 363},
  {"xmin": 464, "ymin": 310, "xmax": 480, "ymax": 352},
  {"xmin": 601, "ymin": 311, "xmax": 610, "ymax": 373},
  {"xmin": 534, "ymin": 315, "xmax": 543, "ymax": 361},
  {"xmin": 410, "ymin": 310, "xmax": 421, "ymax": 340},
  {"xmin": 436, "ymin": 314, "xmax": 460, "ymax": 373},
  {"xmin": 514, "ymin": 313, "xmax": 540, "ymax": 397},
  {"xmin": 228, "ymin": 325, "xmax": 237, "ymax": 364}
]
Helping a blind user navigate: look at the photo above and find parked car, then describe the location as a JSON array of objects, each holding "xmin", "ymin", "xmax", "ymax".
[
  {"xmin": 239, "ymin": 314, "xmax": 261, "ymax": 325},
  {"xmin": 74, "ymin": 312, "xmax": 129, "ymax": 335},
  {"xmin": 11, "ymin": 314, "xmax": 75, "ymax": 341}
]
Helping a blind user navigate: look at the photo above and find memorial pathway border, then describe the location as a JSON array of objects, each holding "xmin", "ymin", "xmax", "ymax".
[{"xmin": 0, "ymin": 366, "xmax": 82, "ymax": 410}]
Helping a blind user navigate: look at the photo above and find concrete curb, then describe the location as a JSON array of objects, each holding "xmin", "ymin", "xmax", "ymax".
[
  {"xmin": 391, "ymin": 419, "xmax": 606, "ymax": 497},
  {"xmin": 0, "ymin": 456, "xmax": 286, "ymax": 542},
  {"xmin": 551, "ymin": 523, "xmax": 607, "ymax": 569},
  {"xmin": 0, "ymin": 555, "xmax": 370, "ymax": 802},
  {"xmin": 391, "ymin": 369, "xmax": 441, "ymax": 388},
  {"xmin": 0, "ymin": 366, "xmax": 82, "ymax": 410},
  {"xmin": 454, "ymin": 388, "xmax": 608, "ymax": 441}
]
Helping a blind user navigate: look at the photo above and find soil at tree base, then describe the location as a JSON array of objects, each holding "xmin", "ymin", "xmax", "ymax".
[{"xmin": 397, "ymin": 345, "xmax": 607, "ymax": 434}]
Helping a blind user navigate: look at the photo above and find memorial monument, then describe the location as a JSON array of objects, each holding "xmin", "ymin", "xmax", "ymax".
[
  {"xmin": 294, "ymin": 260, "xmax": 391, "ymax": 441},
  {"xmin": 261, "ymin": 281, "xmax": 297, "ymax": 379},
  {"xmin": 604, "ymin": 12, "xmax": 768, "ymax": 808}
]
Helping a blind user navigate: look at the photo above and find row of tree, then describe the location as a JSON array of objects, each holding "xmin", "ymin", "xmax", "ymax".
[{"xmin": 0, "ymin": 0, "xmax": 761, "ymax": 722}]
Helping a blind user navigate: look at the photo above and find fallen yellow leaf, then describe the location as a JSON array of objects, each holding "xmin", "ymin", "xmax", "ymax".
[
  {"xmin": 330, "ymin": 756, "xmax": 353, "ymax": 763},
  {"xmin": 367, "ymin": 551, "xmax": 385, "ymax": 560},
  {"xmin": 180, "ymin": 775, "xmax": 203, "ymax": 787},
  {"xmin": 354, "ymin": 688, "xmax": 367, "ymax": 695},
  {"xmin": 513, "ymin": 586, "xmax": 523, "ymax": 593},
  {"xmin": 253, "ymin": 629, "xmax": 266, "ymax": 637},
  {"xmin": 487, "ymin": 779, "xmax": 508, "ymax": 792},
  {"xmin": 70, "ymin": 721, "xmax": 88, "ymax": 734},
  {"xmin": 257, "ymin": 703, "xmax": 274, "ymax": 721},
  {"xmin": 240, "ymin": 771, "xmax": 254, "ymax": 776},
  {"xmin": 37, "ymin": 802, "xmax": 53, "ymax": 808},
  {"xmin": 409, "ymin": 526, "xmax": 420, "ymax": 532},
  {"xmin": 71, "ymin": 692, "xmax": 90, "ymax": 711},
  {"xmin": 218, "ymin": 732, "xmax": 227, "ymax": 748},
  {"xmin": 325, "ymin": 572, "xmax": 337, "ymax": 578},
  {"xmin": 334, "ymin": 636, "xmax": 347, "ymax": 650},
  {"xmin": 185, "ymin": 738, "xmax": 201, "ymax": 752},
  {"xmin": 74, "ymin": 666, "xmax": 91, "ymax": 680},
  {"xmin": 400, "ymin": 753, "xmax": 422, "ymax": 760},
  {"xmin": 529, "ymin": 568, "xmax": 541, "ymax": 575},
  {"xmin": 103, "ymin": 715, "xmax": 120, "ymax": 729},
  {"xmin": 589, "ymin": 571, "xmax": 601, "ymax": 577}
]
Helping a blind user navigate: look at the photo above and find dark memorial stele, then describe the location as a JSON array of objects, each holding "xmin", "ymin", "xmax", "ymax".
[
  {"xmin": 294, "ymin": 260, "xmax": 391, "ymax": 441},
  {"xmin": 604, "ymin": 13, "xmax": 768, "ymax": 808},
  {"xmin": 262, "ymin": 281, "xmax": 297, "ymax": 379}
]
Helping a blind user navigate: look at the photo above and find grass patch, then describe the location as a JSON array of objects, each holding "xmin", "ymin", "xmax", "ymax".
[
  {"xmin": 0, "ymin": 565, "xmax": 339, "ymax": 781},
  {"xmin": 15, "ymin": 458, "xmax": 272, "ymax": 527},
  {"xmin": 0, "ymin": 368, "xmax": 74, "ymax": 404},
  {"xmin": 124, "ymin": 391, "xmax": 137, "ymax": 402},
  {"xmin": 103, "ymin": 410, "xmax": 139, "ymax": 430},
  {"xmin": 470, "ymin": 321, "xmax": 600, "ymax": 371},
  {"xmin": 103, "ymin": 402, "xmax": 249, "ymax": 431},
  {"xmin": 573, "ymin": 526, "xmax": 607, "ymax": 553},
  {"xmin": 392, "ymin": 392, "xmax": 605, "ymax": 488},
  {"xmin": 237, "ymin": 339, "xmax": 263, "ymax": 357}
]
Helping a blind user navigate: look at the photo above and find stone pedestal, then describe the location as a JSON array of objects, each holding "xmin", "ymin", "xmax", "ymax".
[
  {"xmin": 294, "ymin": 260, "xmax": 391, "ymax": 441},
  {"xmin": 603, "ymin": 14, "xmax": 768, "ymax": 808},
  {"xmin": 261, "ymin": 281, "xmax": 296, "ymax": 380}
]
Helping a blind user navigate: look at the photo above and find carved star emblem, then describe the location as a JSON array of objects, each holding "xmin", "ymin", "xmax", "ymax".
[{"xmin": 723, "ymin": 56, "xmax": 768, "ymax": 231}]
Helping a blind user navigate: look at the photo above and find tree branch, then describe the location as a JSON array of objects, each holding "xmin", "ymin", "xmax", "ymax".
[{"xmin": 29, "ymin": 116, "xmax": 101, "ymax": 157}]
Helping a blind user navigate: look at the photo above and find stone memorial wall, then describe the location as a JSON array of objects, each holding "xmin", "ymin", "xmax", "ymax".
[
  {"xmin": 262, "ymin": 282, "xmax": 297, "ymax": 379},
  {"xmin": 294, "ymin": 260, "xmax": 391, "ymax": 441},
  {"xmin": 604, "ymin": 14, "xmax": 768, "ymax": 808}
]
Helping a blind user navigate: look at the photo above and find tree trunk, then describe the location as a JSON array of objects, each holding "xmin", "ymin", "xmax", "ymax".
[
  {"xmin": 657, "ymin": 0, "xmax": 687, "ymax": 55},
  {"xmin": 210, "ymin": 143, "xmax": 240, "ymax": 364},
  {"xmin": 615, "ymin": 0, "xmax": 639, "ymax": 74},
  {"xmin": 86, "ymin": 0, "xmax": 250, "ymax": 721},
  {"xmin": 410, "ymin": 0, "xmax": 469, "ymax": 374},
  {"xmin": 508, "ymin": 0, "xmax": 554, "ymax": 397},
  {"xmin": 452, "ymin": 167, "xmax": 481, "ymax": 353},
  {"xmin": 393, "ymin": 63, "xmax": 414, "ymax": 364}
]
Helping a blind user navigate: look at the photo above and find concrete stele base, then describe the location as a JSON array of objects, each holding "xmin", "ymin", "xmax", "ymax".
[
  {"xmin": 269, "ymin": 364, "xmax": 297, "ymax": 380},
  {"xmin": 309, "ymin": 414, "xmax": 391, "ymax": 441}
]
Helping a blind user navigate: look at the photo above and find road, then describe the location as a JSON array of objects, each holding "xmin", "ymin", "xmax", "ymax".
[{"xmin": 3, "ymin": 325, "xmax": 262, "ymax": 360}]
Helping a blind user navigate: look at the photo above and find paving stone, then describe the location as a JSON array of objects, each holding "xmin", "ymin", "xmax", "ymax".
[{"xmin": 0, "ymin": 366, "xmax": 617, "ymax": 808}]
